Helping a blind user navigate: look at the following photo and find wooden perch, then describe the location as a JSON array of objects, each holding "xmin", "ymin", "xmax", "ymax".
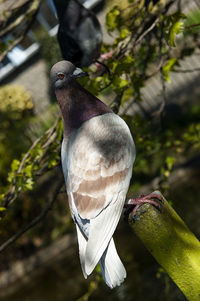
[{"xmin": 128, "ymin": 191, "xmax": 200, "ymax": 301}]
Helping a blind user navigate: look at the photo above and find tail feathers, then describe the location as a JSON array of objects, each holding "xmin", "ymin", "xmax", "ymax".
[
  {"xmin": 99, "ymin": 238, "xmax": 126, "ymax": 289},
  {"xmin": 84, "ymin": 196, "xmax": 125, "ymax": 276},
  {"xmin": 76, "ymin": 223, "xmax": 126, "ymax": 288},
  {"xmin": 76, "ymin": 224, "xmax": 87, "ymax": 278}
]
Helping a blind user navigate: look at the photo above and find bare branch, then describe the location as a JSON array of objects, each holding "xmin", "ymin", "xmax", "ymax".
[
  {"xmin": 134, "ymin": 17, "xmax": 159, "ymax": 46},
  {"xmin": 0, "ymin": 0, "xmax": 42, "ymax": 62},
  {"xmin": 95, "ymin": 59, "xmax": 111, "ymax": 78},
  {"xmin": 0, "ymin": 0, "xmax": 40, "ymax": 38},
  {"xmin": 110, "ymin": 93, "xmax": 123, "ymax": 114},
  {"xmin": 0, "ymin": 0, "xmax": 30, "ymax": 23},
  {"xmin": 0, "ymin": 174, "xmax": 64, "ymax": 253},
  {"xmin": 0, "ymin": 36, "xmax": 24, "ymax": 62},
  {"xmin": 152, "ymin": 19, "xmax": 167, "ymax": 122},
  {"xmin": 173, "ymin": 67, "xmax": 200, "ymax": 73},
  {"xmin": 185, "ymin": 22, "xmax": 200, "ymax": 30},
  {"xmin": 145, "ymin": 57, "xmax": 165, "ymax": 80}
]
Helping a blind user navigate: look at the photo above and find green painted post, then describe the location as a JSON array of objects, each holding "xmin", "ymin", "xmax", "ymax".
[{"xmin": 128, "ymin": 191, "xmax": 200, "ymax": 301}]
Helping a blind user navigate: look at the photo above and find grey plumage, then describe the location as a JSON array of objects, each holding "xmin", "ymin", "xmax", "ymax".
[
  {"xmin": 53, "ymin": 0, "xmax": 102, "ymax": 67},
  {"xmin": 50, "ymin": 60, "xmax": 136, "ymax": 288}
]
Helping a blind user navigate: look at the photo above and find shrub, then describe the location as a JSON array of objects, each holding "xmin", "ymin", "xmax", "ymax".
[{"xmin": 0, "ymin": 84, "xmax": 34, "ymax": 184}]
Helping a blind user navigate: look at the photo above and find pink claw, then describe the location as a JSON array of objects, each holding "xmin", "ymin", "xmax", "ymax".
[{"xmin": 124, "ymin": 192, "xmax": 163, "ymax": 219}]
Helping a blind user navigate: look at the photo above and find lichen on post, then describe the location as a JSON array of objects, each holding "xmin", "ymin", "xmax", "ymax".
[{"xmin": 128, "ymin": 191, "xmax": 200, "ymax": 301}]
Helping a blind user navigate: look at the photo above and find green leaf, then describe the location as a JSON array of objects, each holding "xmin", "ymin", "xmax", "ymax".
[
  {"xmin": 169, "ymin": 20, "xmax": 184, "ymax": 46},
  {"xmin": 112, "ymin": 55, "xmax": 134, "ymax": 75},
  {"xmin": 106, "ymin": 6, "xmax": 120, "ymax": 32},
  {"xmin": 121, "ymin": 87, "xmax": 134, "ymax": 104},
  {"xmin": 162, "ymin": 58, "xmax": 177, "ymax": 82},
  {"xmin": 165, "ymin": 156, "xmax": 176, "ymax": 170},
  {"xmin": 119, "ymin": 28, "xmax": 131, "ymax": 39},
  {"xmin": 24, "ymin": 164, "xmax": 33, "ymax": 178},
  {"xmin": 112, "ymin": 76, "xmax": 129, "ymax": 94},
  {"xmin": 0, "ymin": 194, "xmax": 5, "ymax": 202},
  {"xmin": 164, "ymin": 12, "xmax": 185, "ymax": 46},
  {"xmin": 24, "ymin": 178, "xmax": 34, "ymax": 191},
  {"xmin": 118, "ymin": 78, "xmax": 129, "ymax": 88},
  {"xmin": 11, "ymin": 159, "xmax": 20, "ymax": 172}
]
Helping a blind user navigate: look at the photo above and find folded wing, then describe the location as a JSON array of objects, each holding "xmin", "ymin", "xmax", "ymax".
[{"xmin": 62, "ymin": 113, "xmax": 135, "ymax": 277}]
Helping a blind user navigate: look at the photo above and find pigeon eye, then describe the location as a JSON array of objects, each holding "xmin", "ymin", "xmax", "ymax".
[{"xmin": 57, "ymin": 73, "xmax": 65, "ymax": 80}]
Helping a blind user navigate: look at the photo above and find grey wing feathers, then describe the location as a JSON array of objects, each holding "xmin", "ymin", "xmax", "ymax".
[
  {"xmin": 63, "ymin": 113, "xmax": 135, "ymax": 219},
  {"xmin": 61, "ymin": 113, "xmax": 135, "ymax": 283}
]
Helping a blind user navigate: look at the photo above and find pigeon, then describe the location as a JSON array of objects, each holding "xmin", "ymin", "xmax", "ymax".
[
  {"xmin": 50, "ymin": 60, "xmax": 136, "ymax": 288},
  {"xmin": 52, "ymin": 0, "xmax": 102, "ymax": 67}
]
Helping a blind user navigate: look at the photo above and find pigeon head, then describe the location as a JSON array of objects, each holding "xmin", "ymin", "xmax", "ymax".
[
  {"xmin": 51, "ymin": 60, "xmax": 112, "ymax": 136},
  {"xmin": 50, "ymin": 60, "xmax": 88, "ymax": 89}
]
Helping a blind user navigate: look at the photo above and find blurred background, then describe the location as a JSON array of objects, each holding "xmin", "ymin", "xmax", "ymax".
[{"xmin": 0, "ymin": 0, "xmax": 200, "ymax": 300}]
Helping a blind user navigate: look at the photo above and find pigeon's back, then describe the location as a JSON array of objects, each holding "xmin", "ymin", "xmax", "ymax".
[{"xmin": 61, "ymin": 113, "xmax": 135, "ymax": 288}]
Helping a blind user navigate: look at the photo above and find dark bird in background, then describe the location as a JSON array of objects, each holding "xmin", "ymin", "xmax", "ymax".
[
  {"xmin": 52, "ymin": 0, "xmax": 102, "ymax": 67},
  {"xmin": 50, "ymin": 60, "xmax": 136, "ymax": 288}
]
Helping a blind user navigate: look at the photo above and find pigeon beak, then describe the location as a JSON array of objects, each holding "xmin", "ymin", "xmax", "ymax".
[{"xmin": 72, "ymin": 67, "xmax": 88, "ymax": 79}]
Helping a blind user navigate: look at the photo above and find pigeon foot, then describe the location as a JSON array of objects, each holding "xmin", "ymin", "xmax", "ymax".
[{"xmin": 124, "ymin": 193, "xmax": 163, "ymax": 220}]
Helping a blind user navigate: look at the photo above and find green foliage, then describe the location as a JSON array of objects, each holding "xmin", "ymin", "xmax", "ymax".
[
  {"xmin": 184, "ymin": 9, "xmax": 200, "ymax": 33},
  {"xmin": 0, "ymin": 84, "xmax": 33, "ymax": 117},
  {"xmin": 183, "ymin": 123, "xmax": 200, "ymax": 146},
  {"xmin": 0, "ymin": 84, "xmax": 34, "ymax": 183},
  {"xmin": 162, "ymin": 58, "xmax": 178, "ymax": 82},
  {"xmin": 82, "ymin": 2, "xmax": 200, "ymax": 198},
  {"xmin": 124, "ymin": 101, "xmax": 200, "ymax": 193},
  {"xmin": 6, "ymin": 118, "xmax": 63, "ymax": 197},
  {"xmin": 162, "ymin": 12, "xmax": 185, "ymax": 47},
  {"xmin": 1, "ymin": 4, "xmax": 200, "ymax": 294},
  {"xmin": 2, "ymin": 0, "xmax": 198, "ymax": 230},
  {"xmin": 83, "ymin": 1, "xmax": 190, "ymax": 110},
  {"xmin": 106, "ymin": 6, "xmax": 121, "ymax": 32}
]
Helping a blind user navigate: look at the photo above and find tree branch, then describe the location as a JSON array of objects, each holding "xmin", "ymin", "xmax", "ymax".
[
  {"xmin": 0, "ymin": 174, "xmax": 64, "ymax": 253},
  {"xmin": 110, "ymin": 93, "xmax": 123, "ymax": 114},
  {"xmin": 0, "ymin": 1, "xmax": 39, "ymax": 38},
  {"xmin": 185, "ymin": 22, "xmax": 200, "ymax": 30},
  {"xmin": 173, "ymin": 67, "xmax": 200, "ymax": 73},
  {"xmin": 2, "ymin": 117, "xmax": 61, "ymax": 212},
  {"xmin": 134, "ymin": 17, "xmax": 159, "ymax": 46},
  {"xmin": 0, "ymin": 0, "xmax": 42, "ymax": 62}
]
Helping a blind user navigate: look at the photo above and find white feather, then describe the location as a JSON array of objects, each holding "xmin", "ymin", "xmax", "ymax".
[
  {"xmin": 84, "ymin": 191, "xmax": 127, "ymax": 275},
  {"xmin": 61, "ymin": 113, "xmax": 136, "ymax": 288},
  {"xmin": 100, "ymin": 238, "xmax": 126, "ymax": 288},
  {"xmin": 76, "ymin": 224, "xmax": 87, "ymax": 278}
]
